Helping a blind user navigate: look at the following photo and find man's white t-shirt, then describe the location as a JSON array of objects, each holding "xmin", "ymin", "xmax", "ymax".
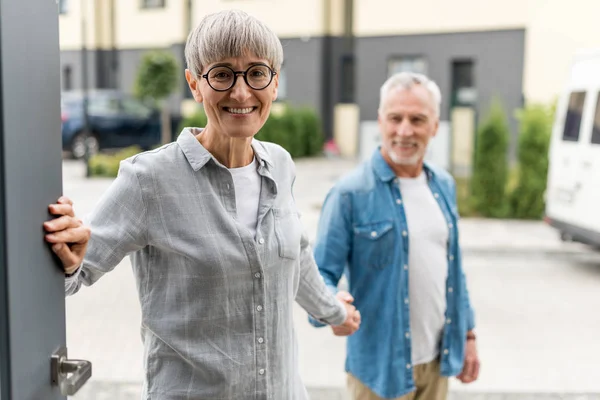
[
  {"xmin": 229, "ymin": 158, "xmax": 261, "ymax": 238},
  {"xmin": 397, "ymin": 171, "xmax": 449, "ymax": 366}
]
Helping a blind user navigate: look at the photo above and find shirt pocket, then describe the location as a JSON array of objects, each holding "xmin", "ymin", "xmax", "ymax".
[
  {"xmin": 353, "ymin": 220, "xmax": 395, "ymax": 270},
  {"xmin": 273, "ymin": 207, "xmax": 302, "ymax": 260}
]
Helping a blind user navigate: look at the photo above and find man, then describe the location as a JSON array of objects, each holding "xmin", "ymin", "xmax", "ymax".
[{"xmin": 310, "ymin": 72, "xmax": 480, "ymax": 399}]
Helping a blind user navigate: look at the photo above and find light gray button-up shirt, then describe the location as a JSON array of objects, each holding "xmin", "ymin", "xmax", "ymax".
[{"xmin": 66, "ymin": 129, "xmax": 346, "ymax": 400}]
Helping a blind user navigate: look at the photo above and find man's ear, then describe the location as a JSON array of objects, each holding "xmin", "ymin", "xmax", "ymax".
[{"xmin": 185, "ymin": 69, "xmax": 203, "ymax": 103}]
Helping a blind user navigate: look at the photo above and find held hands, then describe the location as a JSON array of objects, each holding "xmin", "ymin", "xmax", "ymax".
[
  {"xmin": 43, "ymin": 196, "xmax": 91, "ymax": 275},
  {"xmin": 331, "ymin": 291, "xmax": 361, "ymax": 336}
]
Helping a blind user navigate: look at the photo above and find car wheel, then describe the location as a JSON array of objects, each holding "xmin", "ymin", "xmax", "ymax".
[{"xmin": 71, "ymin": 132, "xmax": 99, "ymax": 159}]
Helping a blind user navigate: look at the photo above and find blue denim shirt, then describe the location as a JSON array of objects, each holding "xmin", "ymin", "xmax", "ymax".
[{"xmin": 310, "ymin": 148, "xmax": 475, "ymax": 398}]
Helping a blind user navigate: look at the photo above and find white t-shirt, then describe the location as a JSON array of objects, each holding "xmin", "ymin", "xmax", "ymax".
[
  {"xmin": 397, "ymin": 171, "xmax": 449, "ymax": 366},
  {"xmin": 229, "ymin": 158, "xmax": 261, "ymax": 238}
]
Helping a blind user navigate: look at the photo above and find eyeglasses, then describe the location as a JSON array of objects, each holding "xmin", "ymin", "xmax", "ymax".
[{"xmin": 201, "ymin": 64, "xmax": 276, "ymax": 92}]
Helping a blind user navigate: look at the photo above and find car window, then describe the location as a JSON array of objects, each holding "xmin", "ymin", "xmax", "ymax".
[
  {"xmin": 121, "ymin": 98, "xmax": 153, "ymax": 119},
  {"xmin": 591, "ymin": 93, "xmax": 600, "ymax": 145},
  {"xmin": 88, "ymin": 97, "xmax": 120, "ymax": 116},
  {"xmin": 562, "ymin": 91, "xmax": 586, "ymax": 142}
]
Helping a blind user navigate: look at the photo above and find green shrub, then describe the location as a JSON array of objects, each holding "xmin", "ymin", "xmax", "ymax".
[
  {"xmin": 470, "ymin": 100, "xmax": 510, "ymax": 218},
  {"xmin": 88, "ymin": 146, "xmax": 143, "ymax": 178},
  {"xmin": 508, "ymin": 103, "xmax": 553, "ymax": 219},
  {"xmin": 297, "ymin": 106, "xmax": 325, "ymax": 157}
]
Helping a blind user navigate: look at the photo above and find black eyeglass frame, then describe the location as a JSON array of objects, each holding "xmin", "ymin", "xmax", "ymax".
[{"xmin": 201, "ymin": 63, "xmax": 277, "ymax": 92}]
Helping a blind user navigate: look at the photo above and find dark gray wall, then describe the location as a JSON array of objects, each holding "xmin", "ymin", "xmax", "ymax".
[
  {"xmin": 280, "ymin": 37, "xmax": 324, "ymax": 113},
  {"xmin": 280, "ymin": 36, "xmax": 350, "ymax": 139},
  {"xmin": 355, "ymin": 29, "xmax": 525, "ymax": 156}
]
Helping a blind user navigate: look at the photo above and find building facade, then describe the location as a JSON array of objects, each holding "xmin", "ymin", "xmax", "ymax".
[{"xmin": 58, "ymin": 0, "xmax": 600, "ymax": 169}]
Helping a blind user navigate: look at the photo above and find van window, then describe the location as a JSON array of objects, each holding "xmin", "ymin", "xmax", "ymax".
[
  {"xmin": 562, "ymin": 91, "xmax": 586, "ymax": 142},
  {"xmin": 592, "ymin": 94, "xmax": 600, "ymax": 145}
]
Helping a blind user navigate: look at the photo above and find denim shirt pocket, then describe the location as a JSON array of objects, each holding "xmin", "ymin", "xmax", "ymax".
[
  {"xmin": 353, "ymin": 220, "xmax": 395, "ymax": 270},
  {"xmin": 273, "ymin": 207, "xmax": 302, "ymax": 260}
]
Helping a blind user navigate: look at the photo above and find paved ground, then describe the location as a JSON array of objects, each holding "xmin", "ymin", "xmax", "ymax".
[{"xmin": 60, "ymin": 157, "xmax": 600, "ymax": 399}]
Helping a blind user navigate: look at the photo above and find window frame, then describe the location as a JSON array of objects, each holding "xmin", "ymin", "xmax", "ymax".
[{"xmin": 141, "ymin": 0, "xmax": 166, "ymax": 9}]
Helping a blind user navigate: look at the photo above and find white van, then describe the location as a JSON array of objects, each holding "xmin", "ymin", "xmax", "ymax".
[{"xmin": 544, "ymin": 48, "xmax": 600, "ymax": 247}]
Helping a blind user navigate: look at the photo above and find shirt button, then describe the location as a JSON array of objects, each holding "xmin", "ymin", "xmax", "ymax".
[
  {"xmin": 448, "ymin": 223, "xmax": 453, "ymax": 229},
  {"xmin": 406, "ymin": 364, "xmax": 411, "ymax": 369},
  {"xmin": 396, "ymin": 199, "xmax": 402, "ymax": 205},
  {"xmin": 449, "ymin": 255, "xmax": 454, "ymax": 261},
  {"xmin": 404, "ymin": 264, "xmax": 408, "ymax": 270},
  {"xmin": 254, "ymin": 272, "xmax": 261, "ymax": 279},
  {"xmin": 256, "ymin": 305, "xmax": 263, "ymax": 312},
  {"xmin": 370, "ymin": 231, "xmax": 377, "ymax": 238},
  {"xmin": 405, "ymin": 332, "xmax": 410, "ymax": 338},
  {"xmin": 259, "ymin": 368, "xmax": 265, "ymax": 375},
  {"xmin": 258, "ymin": 337, "xmax": 264, "ymax": 344},
  {"xmin": 446, "ymin": 318, "xmax": 452, "ymax": 324},
  {"xmin": 402, "ymin": 231, "xmax": 408, "ymax": 237},
  {"xmin": 258, "ymin": 238, "xmax": 265, "ymax": 244},
  {"xmin": 448, "ymin": 287, "xmax": 453, "ymax": 293},
  {"xmin": 404, "ymin": 298, "xmax": 409, "ymax": 305},
  {"xmin": 434, "ymin": 193, "xmax": 439, "ymax": 198},
  {"xmin": 444, "ymin": 349, "xmax": 449, "ymax": 355}
]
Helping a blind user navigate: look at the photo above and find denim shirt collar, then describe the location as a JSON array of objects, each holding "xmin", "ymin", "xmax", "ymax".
[
  {"xmin": 177, "ymin": 128, "xmax": 274, "ymax": 171},
  {"xmin": 371, "ymin": 147, "xmax": 435, "ymax": 183}
]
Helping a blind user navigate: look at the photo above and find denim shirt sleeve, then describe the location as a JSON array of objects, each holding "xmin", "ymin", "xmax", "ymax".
[{"xmin": 308, "ymin": 187, "xmax": 353, "ymax": 327}]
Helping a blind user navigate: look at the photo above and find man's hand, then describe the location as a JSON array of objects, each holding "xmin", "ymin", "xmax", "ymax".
[
  {"xmin": 43, "ymin": 196, "xmax": 91, "ymax": 275},
  {"xmin": 457, "ymin": 334, "xmax": 480, "ymax": 383},
  {"xmin": 331, "ymin": 291, "xmax": 361, "ymax": 336}
]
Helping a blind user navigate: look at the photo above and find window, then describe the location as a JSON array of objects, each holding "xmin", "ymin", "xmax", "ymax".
[
  {"xmin": 592, "ymin": 94, "xmax": 600, "ymax": 145},
  {"xmin": 339, "ymin": 55, "xmax": 355, "ymax": 103},
  {"xmin": 562, "ymin": 91, "xmax": 586, "ymax": 142},
  {"xmin": 58, "ymin": 0, "xmax": 68, "ymax": 14},
  {"xmin": 141, "ymin": 0, "xmax": 165, "ymax": 9},
  {"xmin": 451, "ymin": 60, "xmax": 476, "ymax": 106},
  {"xmin": 122, "ymin": 98, "xmax": 153, "ymax": 119},
  {"xmin": 62, "ymin": 66, "xmax": 72, "ymax": 91},
  {"xmin": 88, "ymin": 97, "xmax": 120, "ymax": 116},
  {"xmin": 388, "ymin": 56, "xmax": 427, "ymax": 77}
]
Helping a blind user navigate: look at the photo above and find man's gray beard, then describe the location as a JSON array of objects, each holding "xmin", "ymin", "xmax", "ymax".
[{"xmin": 387, "ymin": 149, "xmax": 421, "ymax": 166}]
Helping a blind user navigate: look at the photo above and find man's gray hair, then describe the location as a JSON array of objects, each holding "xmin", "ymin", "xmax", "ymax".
[
  {"xmin": 378, "ymin": 72, "xmax": 442, "ymax": 117},
  {"xmin": 185, "ymin": 10, "xmax": 284, "ymax": 78}
]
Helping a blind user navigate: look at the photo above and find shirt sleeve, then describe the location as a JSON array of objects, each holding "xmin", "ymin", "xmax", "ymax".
[
  {"xmin": 295, "ymin": 227, "xmax": 347, "ymax": 326},
  {"xmin": 65, "ymin": 159, "xmax": 148, "ymax": 296},
  {"xmin": 304, "ymin": 186, "xmax": 354, "ymax": 327}
]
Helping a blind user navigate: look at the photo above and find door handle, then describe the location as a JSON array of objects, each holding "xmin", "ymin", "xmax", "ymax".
[{"xmin": 51, "ymin": 346, "xmax": 92, "ymax": 395}]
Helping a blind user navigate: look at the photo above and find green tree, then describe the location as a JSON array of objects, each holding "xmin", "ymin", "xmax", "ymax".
[
  {"xmin": 471, "ymin": 100, "xmax": 510, "ymax": 218},
  {"xmin": 134, "ymin": 51, "xmax": 179, "ymax": 144},
  {"xmin": 508, "ymin": 103, "xmax": 553, "ymax": 219}
]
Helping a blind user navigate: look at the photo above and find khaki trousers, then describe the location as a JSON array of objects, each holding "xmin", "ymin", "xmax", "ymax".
[{"xmin": 347, "ymin": 359, "xmax": 449, "ymax": 400}]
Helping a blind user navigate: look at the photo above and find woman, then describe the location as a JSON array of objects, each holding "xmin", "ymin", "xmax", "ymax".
[{"xmin": 44, "ymin": 9, "xmax": 360, "ymax": 400}]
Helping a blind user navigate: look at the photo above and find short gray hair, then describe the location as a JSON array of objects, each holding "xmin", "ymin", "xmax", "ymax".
[
  {"xmin": 378, "ymin": 72, "xmax": 442, "ymax": 117},
  {"xmin": 185, "ymin": 10, "xmax": 284, "ymax": 78}
]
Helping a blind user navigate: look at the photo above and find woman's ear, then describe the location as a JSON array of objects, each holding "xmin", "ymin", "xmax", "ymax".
[{"xmin": 185, "ymin": 69, "xmax": 203, "ymax": 103}]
